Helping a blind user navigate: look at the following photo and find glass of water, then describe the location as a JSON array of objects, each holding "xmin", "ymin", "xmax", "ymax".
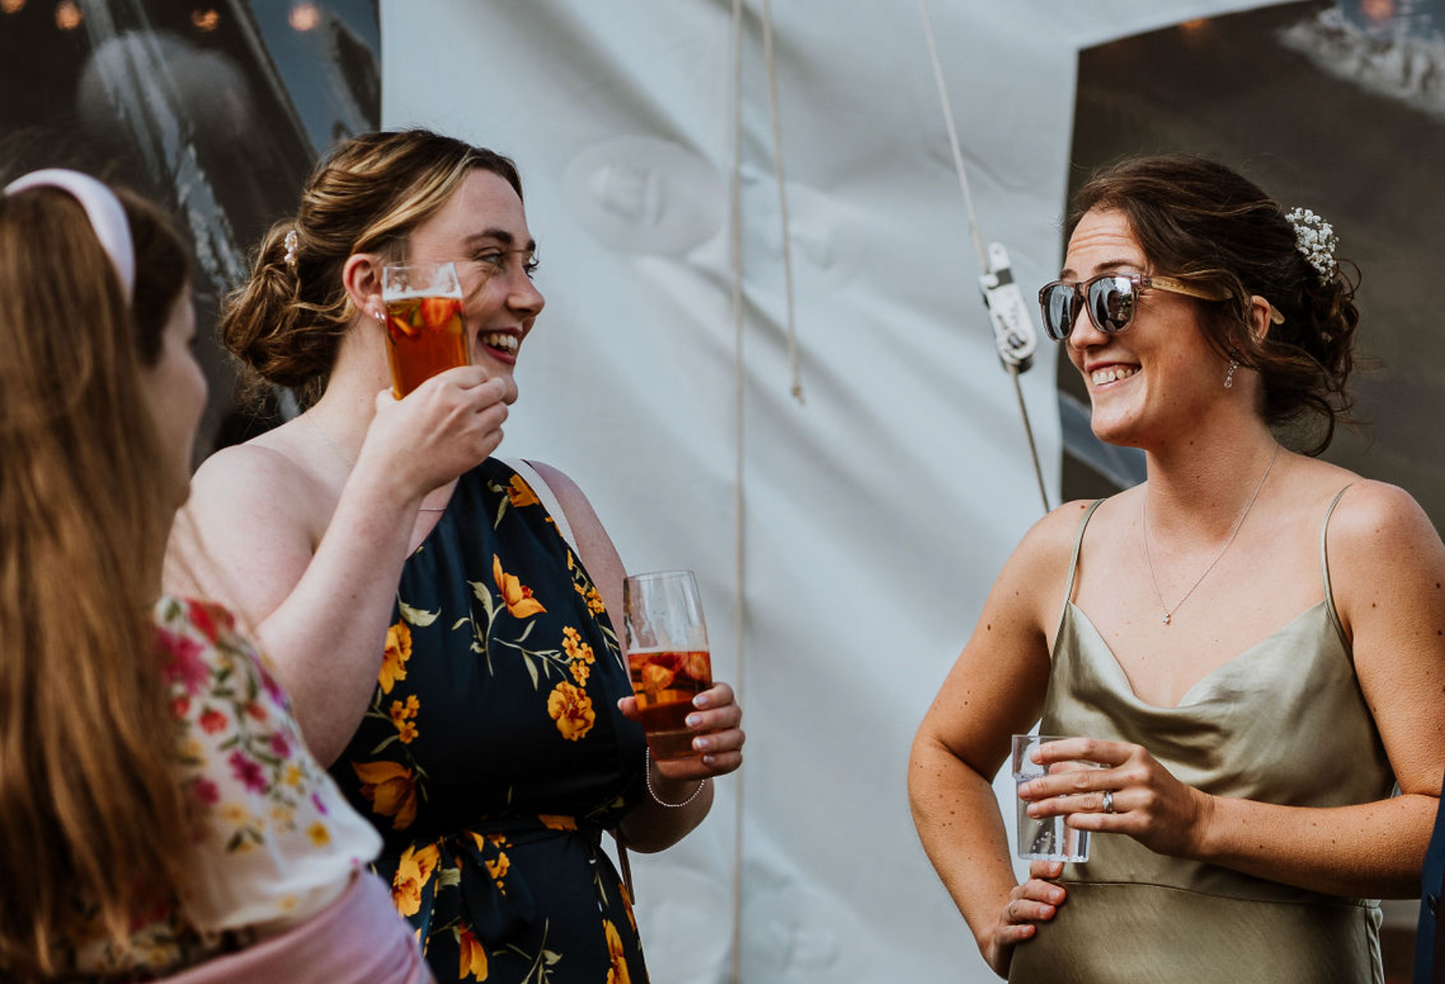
[{"xmin": 1011, "ymin": 734, "xmax": 1100, "ymax": 863}]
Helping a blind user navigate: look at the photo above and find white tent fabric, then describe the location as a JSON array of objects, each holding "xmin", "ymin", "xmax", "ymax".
[{"xmin": 381, "ymin": 2, "xmax": 1286, "ymax": 980}]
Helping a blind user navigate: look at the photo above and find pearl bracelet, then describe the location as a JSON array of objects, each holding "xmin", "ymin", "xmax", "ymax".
[{"xmin": 645, "ymin": 748, "xmax": 709, "ymax": 808}]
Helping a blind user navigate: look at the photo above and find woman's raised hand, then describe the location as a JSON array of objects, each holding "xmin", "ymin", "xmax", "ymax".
[
  {"xmin": 359, "ymin": 366, "xmax": 516, "ymax": 501},
  {"xmin": 987, "ymin": 860, "xmax": 1066, "ymax": 975},
  {"xmin": 619, "ymin": 680, "xmax": 745, "ymax": 781},
  {"xmin": 1016, "ymin": 737, "xmax": 1215, "ymax": 860}
]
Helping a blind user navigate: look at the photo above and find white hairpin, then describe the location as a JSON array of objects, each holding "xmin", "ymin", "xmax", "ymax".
[
  {"xmin": 1285, "ymin": 207, "xmax": 1338, "ymax": 284},
  {"xmin": 4, "ymin": 168, "xmax": 135, "ymax": 304},
  {"xmin": 283, "ymin": 228, "xmax": 299, "ymax": 268}
]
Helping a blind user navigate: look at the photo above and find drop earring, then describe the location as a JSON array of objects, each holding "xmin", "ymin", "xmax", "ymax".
[{"xmin": 1224, "ymin": 357, "xmax": 1239, "ymax": 389}]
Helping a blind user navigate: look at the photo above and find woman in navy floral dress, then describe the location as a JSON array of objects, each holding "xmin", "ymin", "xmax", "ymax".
[{"xmin": 171, "ymin": 130, "xmax": 746, "ymax": 983}]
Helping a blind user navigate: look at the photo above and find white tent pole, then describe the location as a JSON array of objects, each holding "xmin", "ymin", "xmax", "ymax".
[{"xmin": 728, "ymin": 1, "xmax": 748, "ymax": 980}]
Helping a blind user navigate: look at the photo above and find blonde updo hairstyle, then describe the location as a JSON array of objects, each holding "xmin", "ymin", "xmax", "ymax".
[{"xmin": 221, "ymin": 128, "xmax": 521, "ymax": 406}]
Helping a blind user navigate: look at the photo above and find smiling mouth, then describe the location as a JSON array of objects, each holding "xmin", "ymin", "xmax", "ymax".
[
  {"xmin": 1091, "ymin": 366, "xmax": 1137, "ymax": 385},
  {"xmin": 480, "ymin": 332, "xmax": 518, "ymax": 354}
]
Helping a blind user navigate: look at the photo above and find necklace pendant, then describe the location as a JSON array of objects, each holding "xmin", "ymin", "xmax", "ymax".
[{"xmin": 1163, "ymin": 612, "xmax": 1172, "ymax": 625}]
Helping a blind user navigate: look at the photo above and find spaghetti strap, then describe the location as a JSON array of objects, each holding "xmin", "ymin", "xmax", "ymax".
[
  {"xmin": 1055, "ymin": 499, "xmax": 1107, "ymax": 641},
  {"xmin": 501, "ymin": 457, "xmax": 579, "ymax": 554},
  {"xmin": 1320, "ymin": 484, "xmax": 1355, "ymax": 650}
]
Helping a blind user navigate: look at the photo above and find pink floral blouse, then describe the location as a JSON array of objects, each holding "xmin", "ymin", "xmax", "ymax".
[{"xmin": 66, "ymin": 596, "xmax": 383, "ymax": 977}]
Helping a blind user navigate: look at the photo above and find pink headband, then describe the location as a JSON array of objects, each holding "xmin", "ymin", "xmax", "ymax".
[{"xmin": 4, "ymin": 168, "xmax": 136, "ymax": 304}]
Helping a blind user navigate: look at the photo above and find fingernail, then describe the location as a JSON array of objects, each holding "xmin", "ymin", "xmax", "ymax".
[
  {"xmin": 693, "ymin": 694, "xmax": 710, "ymax": 709},
  {"xmin": 702, "ymin": 753, "xmax": 717, "ymax": 767},
  {"xmin": 1048, "ymin": 889, "xmax": 1063, "ymax": 904},
  {"xmin": 685, "ymin": 714, "xmax": 703, "ymax": 728},
  {"xmin": 694, "ymin": 736, "xmax": 712, "ymax": 752}
]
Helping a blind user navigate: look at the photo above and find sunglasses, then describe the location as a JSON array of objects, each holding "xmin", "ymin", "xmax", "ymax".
[{"xmin": 1037, "ymin": 273, "xmax": 1221, "ymax": 342}]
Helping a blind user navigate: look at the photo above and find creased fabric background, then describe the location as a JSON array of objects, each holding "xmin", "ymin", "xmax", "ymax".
[{"xmin": 381, "ymin": 3, "xmax": 1288, "ymax": 980}]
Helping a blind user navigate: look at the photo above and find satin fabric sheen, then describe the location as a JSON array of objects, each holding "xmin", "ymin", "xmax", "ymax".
[{"xmin": 1009, "ymin": 491, "xmax": 1393, "ymax": 984}]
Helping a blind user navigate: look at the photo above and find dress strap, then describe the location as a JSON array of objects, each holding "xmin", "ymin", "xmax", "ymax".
[
  {"xmin": 1055, "ymin": 499, "xmax": 1107, "ymax": 639},
  {"xmin": 1320, "ymin": 484, "xmax": 1355, "ymax": 648},
  {"xmin": 500, "ymin": 457, "xmax": 579, "ymax": 554}
]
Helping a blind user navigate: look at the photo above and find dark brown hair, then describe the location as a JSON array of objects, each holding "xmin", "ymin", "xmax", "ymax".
[
  {"xmin": 1069, "ymin": 154, "xmax": 1359, "ymax": 455},
  {"xmin": 0, "ymin": 184, "xmax": 192, "ymax": 979},
  {"xmin": 221, "ymin": 128, "xmax": 522, "ymax": 406}
]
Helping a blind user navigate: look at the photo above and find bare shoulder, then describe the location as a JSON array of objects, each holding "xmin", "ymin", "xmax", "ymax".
[
  {"xmin": 1008, "ymin": 496, "xmax": 1103, "ymax": 580},
  {"xmin": 525, "ymin": 460, "xmax": 623, "ymax": 566},
  {"xmin": 168, "ymin": 434, "xmax": 334, "ymax": 608},
  {"xmin": 1324, "ymin": 479, "xmax": 1445, "ymax": 633},
  {"xmin": 1326, "ymin": 479, "xmax": 1442, "ymax": 560},
  {"xmin": 187, "ymin": 434, "xmax": 328, "ymax": 526},
  {"xmin": 524, "ymin": 461, "xmax": 627, "ymax": 630},
  {"xmin": 526, "ymin": 460, "xmax": 598, "ymax": 522}
]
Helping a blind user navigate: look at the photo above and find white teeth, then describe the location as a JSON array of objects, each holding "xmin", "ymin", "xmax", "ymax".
[
  {"xmin": 481, "ymin": 333, "xmax": 518, "ymax": 352},
  {"xmin": 1091, "ymin": 366, "xmax": 1137, "ymax": 385}
]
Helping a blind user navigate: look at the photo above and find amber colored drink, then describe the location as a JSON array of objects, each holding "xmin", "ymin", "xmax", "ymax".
[
  {"xmin": 628, "ymin": 648, "xmax": 712, "ymax": 761},
  {"xmin": 383, "ymin": 294, "xmax": 467, "ymax": 397}
]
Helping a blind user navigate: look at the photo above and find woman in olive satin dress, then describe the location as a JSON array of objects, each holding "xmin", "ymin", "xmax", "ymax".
[{"xmin": 908, "ymin": 155, "xmax": 1445, "ymax": 983}]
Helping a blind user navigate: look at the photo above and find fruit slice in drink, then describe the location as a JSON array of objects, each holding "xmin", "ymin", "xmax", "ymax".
[
  {"xmin": 627, "ymin": 649, "xmax": 712, "ymax": 761},
  {"xmin": 383, "ymin": 294, "xmax": 467, "ymax": 397}
]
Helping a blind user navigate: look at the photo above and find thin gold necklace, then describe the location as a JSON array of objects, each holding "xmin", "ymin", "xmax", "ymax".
[
  {"xmin": 1141, "ymin": 442, "xmax": 1280, "ymax": 625},
  {"xmin": 306, "ymin": 413, "xmax": 448, "ymax": 513}
]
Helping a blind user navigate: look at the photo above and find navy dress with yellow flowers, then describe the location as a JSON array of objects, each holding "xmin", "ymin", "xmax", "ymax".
[{"xmin": 331, "ymin": 459, "xmax": 650, "ymax": 984}]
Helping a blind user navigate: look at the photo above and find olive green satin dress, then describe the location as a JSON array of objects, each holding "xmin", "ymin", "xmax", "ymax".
[{"xmin": 1009, "ymin": 490, "xmax": 1393, "ymax": 984}]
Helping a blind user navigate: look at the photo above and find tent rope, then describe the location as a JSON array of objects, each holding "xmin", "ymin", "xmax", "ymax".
[
  {"xmin": 761, "ymin": 0, "xmax": 804, "ymax": 405},
  {"xmin": 918, "ymin": 0, "xmax": 1051, "ymax": 514}
]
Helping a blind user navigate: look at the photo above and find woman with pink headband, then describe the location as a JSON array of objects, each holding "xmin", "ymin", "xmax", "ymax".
[{"xmin": 0, "ymin": 171, "xmax": 430, "ymax": 982}]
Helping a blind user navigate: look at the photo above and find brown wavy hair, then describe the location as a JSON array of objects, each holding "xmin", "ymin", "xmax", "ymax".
[
  {"xmin": 0, "ymin": 184, "xmax": 192, "ymax": 978},
  {"xmin": 221, "ymin": 127, "xmax": 522, "ymax": 407},
  {"xmin": 1069, "ymin": 154, "xmax": 1360, "ymax": 455}
]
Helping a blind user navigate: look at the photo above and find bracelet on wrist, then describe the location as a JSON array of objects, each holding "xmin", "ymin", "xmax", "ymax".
[{"xmin": 645, "ymin": 748, "xmax": 709, "ymax": 808}]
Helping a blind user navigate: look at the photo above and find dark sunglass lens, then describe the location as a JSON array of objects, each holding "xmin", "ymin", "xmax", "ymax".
[
  {"xmin": 1088, "ymin": 277, "xmax": 1134, "ymax": 332},
  {"xmin": 1042, "ymin": 285, "xmax": 1074, "ymax": 341}
]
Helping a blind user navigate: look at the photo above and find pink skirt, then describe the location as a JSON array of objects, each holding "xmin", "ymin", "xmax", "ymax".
[{"xmin": 157, "ymin": 873, "xmax": 432, "ymax": 984}]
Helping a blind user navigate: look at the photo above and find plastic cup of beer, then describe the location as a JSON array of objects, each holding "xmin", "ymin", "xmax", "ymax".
[
  {"xmin": 381, "ymin": 261, "xmax": 468, "ymax": 398},
  {"xmin": 1011, "ymin": 734, "xmax": 1100, "ymax": 863},
  {"xmin": 622, "ymin": 570, "xmax": 711, "ymax": 762}
]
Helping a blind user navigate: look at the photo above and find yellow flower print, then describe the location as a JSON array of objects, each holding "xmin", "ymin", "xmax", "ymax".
[
  {"xmin": 492, "ymin": 555, "xmax": 547, "ymax": 619},
  {"xmin": 379, "ymin": 621, "xmax": 412, "ymax": 694},
  {"xmin": 219, "ymin": 803, "xmax": 250, "ymax": 827},
  {"xmin": 389, "ymin": 695, "xmax": 421, "ymax": 744},
  {"xmin": 574, "ymin": 582, "xmax": 607, "ymax": 615},
  {"xmin": 604, "ymin": 919, "xmax": 632, "ymax": 984},
  {"xmin": 307, "ymin": 821, "xmax": 331, "ymax": 847},
  {"xmin": 283, "ymin": 763, "xmax": 303, "ymax": 787},
  {"xmin": 569, "ymin": 659, "xmax": 591, "ymax": 686},
  {"xmin": 561, "ymin": 625, "xmax": 582, "ymax": 659},
  {"xmin": 539, "ymin": 814, "xmax": 577, "ymax": 831},
  {"xmin": 458, "ymin": 926, "xmax": 489, "ymax": 981},
  {"xmin": 391, "ymin": 842, "xmax": 442, "ymax": 918},
  {"xmin": 507, "ymin": 474, "xmax": 539, "ymax": 508},
  {"xmin": 485, "ymin": 852, "xmax": 511, "ymax": 887},
  {"xmin": 547, "ymin": 680, "xmax": 595, "ymax": 741},
  {"xmin": 352, "ymin": 760, "xmax": 419, "ymax": 830}
]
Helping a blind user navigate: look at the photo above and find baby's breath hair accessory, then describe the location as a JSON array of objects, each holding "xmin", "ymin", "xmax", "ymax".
[
  {"xmin": 1285, "ymin": 207, "xmax": 1338, "ymax": 284},
  {"xmin": 282, "ymin": 228, "xmax": 299, "ymax": 269}
]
